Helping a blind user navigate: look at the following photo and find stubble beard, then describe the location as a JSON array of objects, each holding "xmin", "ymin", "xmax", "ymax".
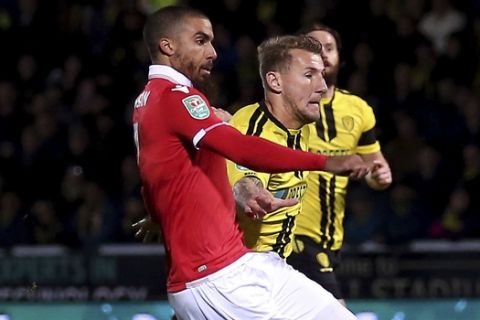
[
  {"xmin": 178, "ymin": 55, "xmax": 218, "ymax": 103},
  {"xmin": 303, "ymin": 106, "xmax": 321, "ymax": 124},
  {"xmin": 192, "ymin": 75, "xmax": 218, "ymax": 104},
  {"xmin": 191, "ymin": 59, "xmax": 218, "ymax": 104},
  {"xmin": 285, "ymin": 95, "xmax": 319, "ymax": 127},
  {"xmin": 324, "ymin": 62, "xmax": 340, "ymax": 87}
]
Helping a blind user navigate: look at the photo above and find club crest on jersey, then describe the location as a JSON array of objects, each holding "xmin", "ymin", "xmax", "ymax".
[
  {"xmin": 182, "ymin": 95, "xmax": 210, "ymax": 119},
  {"xmin": 342, "ymin": 116, "xmax": 354, "ymax": 132}
]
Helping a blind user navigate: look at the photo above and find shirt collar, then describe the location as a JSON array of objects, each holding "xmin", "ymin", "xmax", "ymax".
[{"xmin": 148, "ymin": 65, "xmax": 193, "ymax": 87}]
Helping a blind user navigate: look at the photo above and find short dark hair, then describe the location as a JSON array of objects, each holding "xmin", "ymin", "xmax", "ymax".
[
  {"xmin": 257, "ymin": 35, "xmax": 323, "ymax": 89},
  {"xmin": 298, "ymin": 23, "xmax": 342, "ymax": 53},
  {"xmin": 143, "ymin": 6, "xmax": 208, "ymax": 61}
]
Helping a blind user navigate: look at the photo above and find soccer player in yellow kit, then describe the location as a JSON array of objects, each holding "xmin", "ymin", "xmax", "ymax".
[
  {"xmin": 227, "ymin": 99, "xmax": 311, "ymax": 258},
  {"xmin": 289, "ymin": 24, "xmax": 392, "ymax": 305},
  {"xmin": 227, "ymin": 34, "xmax": 367, "ymax": 260}
]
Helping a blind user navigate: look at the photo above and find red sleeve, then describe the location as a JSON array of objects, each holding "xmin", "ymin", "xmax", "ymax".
[
  {"xmin": 165, "ymin": 88, "xmax": 223, "ymax": 144},
  {"xmin": 198, "ymin": 124, "xmax": 327, "ymax": 172}
]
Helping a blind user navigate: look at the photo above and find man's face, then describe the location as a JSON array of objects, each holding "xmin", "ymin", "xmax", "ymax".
[
  {"xmin": 280, "ymin": 49, "xmax": 327, "ymax": 125},
  {"xmin": 171, "ymin": 16, "xmax": 217, "ymax": 85},
  {"xmin": 307, "ymin": 30, "xmax": 340, "ymax": 86}
]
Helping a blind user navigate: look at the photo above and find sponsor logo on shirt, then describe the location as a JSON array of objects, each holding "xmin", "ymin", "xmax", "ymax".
[
  {"xmin": 271, "ymin": 183, "xmax": 307, "ymax": 200},
  {"xmin": 182, "ymin": 95, "xmax": 210, "ymax": 119},
  {"xmin": 172, "ymin": 85, "xmax": 189, "ymax": 93}
]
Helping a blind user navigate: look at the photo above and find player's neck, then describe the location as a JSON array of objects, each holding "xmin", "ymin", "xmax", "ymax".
[
  {"xmin": 323, "ymin": 85, "xmax": 335, "ymax": 100},
  {"xmin": 264, "ymin": 99, "xmax": 303, "ymax": 130}
]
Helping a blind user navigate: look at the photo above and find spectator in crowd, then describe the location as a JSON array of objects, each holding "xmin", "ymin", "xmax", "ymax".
[
  {"xmin": 418, "ymin": 0, "xmax": 466, "ymax": 54},
  {"xmin": 344, "ymin": 186, "xmax": 386, "ymax": 245},
  {"xmin": 29, "ymin": 199, "xmax": 63, "ymax": 244},
  {"xmin": 382, "ymin": 179, "xmax": 429, "ymax": 244},
  {"xmin": 0, "ymin": 192, "xmax": 28, "ymax": 246}
]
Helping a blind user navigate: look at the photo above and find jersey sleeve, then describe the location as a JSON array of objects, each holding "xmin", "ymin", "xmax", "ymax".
[
  {"xmin": 200, "ymin": 123, "xmax": 327, "ymax": 173},
  {"xmin": 226, "ymin": 113, "xmax": 271, "ymax": 188},
  {"xmin": 165, "ymin": 87, "xmax": 226, "ymax": 148},
  {"xmin": 356, "ymin": 98, "xmax": 381, "ymax": 154}
]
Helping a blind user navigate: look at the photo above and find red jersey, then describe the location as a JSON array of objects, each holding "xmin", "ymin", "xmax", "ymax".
[{"xmin": 132, "ymin": 65, "xmax": 249, "ymax": 292}]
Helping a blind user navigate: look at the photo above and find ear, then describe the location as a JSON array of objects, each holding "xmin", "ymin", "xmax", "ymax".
[
  {"xmin": 266, "ymin": 71, "xmax": 282, "ymax": 94},
  {"xmin": 159, "ymin": 38, "xmax": 175, "ymax": 56}
]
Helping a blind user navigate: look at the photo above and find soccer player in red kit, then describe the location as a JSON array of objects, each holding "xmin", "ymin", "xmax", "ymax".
[{"xmin": 133, "ymin": 5, "xmax": 364, "ymax": 319}]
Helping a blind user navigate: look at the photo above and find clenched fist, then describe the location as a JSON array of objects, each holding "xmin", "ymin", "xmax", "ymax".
[{"xmin": 324, "ymin": 154, "xmax": 369, "ymax": 179}]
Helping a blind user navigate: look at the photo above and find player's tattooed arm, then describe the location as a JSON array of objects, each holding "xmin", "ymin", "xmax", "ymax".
[
  {"xmin": 233, "ymin": 176, "xmax": 298, "ymax": 219},
  {"xmin": 233, "ymin": 176, "xmax": 264, "ymax": 210}
]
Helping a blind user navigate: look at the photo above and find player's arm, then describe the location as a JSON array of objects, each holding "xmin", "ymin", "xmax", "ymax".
[
  {"xmin": 360, "ymin": 151, "xmax": 392, "ymax": 190},
  {"xmin": 166, "ymin": 90, "xmax": 366, "ymax": 177},
  {"xmin": 199, "ymin": 124, "xmax": 368, "ymax": 178},
  {"xmin": 233, "ymin": 176, "xmax": 298, "ymax": 219}
]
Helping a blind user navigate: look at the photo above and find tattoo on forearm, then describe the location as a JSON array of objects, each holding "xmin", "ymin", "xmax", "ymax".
[{"xmin": 233, "ymin": 176, "xmax": 263, "ymax": 209}]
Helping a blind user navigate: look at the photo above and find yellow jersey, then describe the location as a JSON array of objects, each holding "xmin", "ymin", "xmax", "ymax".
[
  {"xmin": 227, "ymin": 101, "xmax": 310, "ymax": 258},
  {"xmin": 296, "ymin": 89, "xmax": 380, "ymax": 250}
]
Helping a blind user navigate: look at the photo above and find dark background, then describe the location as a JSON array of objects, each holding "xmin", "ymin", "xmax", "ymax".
[{"xmin": 0, "ymin": 0, "xmax": 479, "ymax": 248}]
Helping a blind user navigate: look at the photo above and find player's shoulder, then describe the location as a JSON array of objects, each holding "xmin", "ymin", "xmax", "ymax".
[
  {"xmin": 157, "ymin": 82, "xmax": 207, "ymax": 101},
  {"xmin": 231, "ymin": 102, "xmax": 262, "ymax": 121},
  {"xmin": 146, "ymin": 81, "xmax": 212, "ymax": 119},
  {"xmin": 335, "ymin": 88, "xmax": 371, "ymax": 110},
  {"xmin": 152, "ymin": 82, "xmax": 209, "ymax": 109},
  {"xmin": 233, "ymin": 102, "xmax": 261, "ymax": 116},
  {"xmin": 335, "ymin": 88, "xmax": 363, "ymax": 102}
]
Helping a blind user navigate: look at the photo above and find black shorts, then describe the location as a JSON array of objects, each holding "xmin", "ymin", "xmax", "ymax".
[{"xmin": 289, "ymin": 236, "xmax": 343, "ymax": 299}]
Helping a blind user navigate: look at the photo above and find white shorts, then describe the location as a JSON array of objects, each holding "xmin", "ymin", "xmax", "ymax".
[{"xmin": 168, "ymin": 251, "xmax": 357, "ymax": 320}]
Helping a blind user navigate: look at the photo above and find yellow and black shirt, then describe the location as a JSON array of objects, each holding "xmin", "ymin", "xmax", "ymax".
[
  {"xmin": 227, "ymin": 101, "xmax": 310, "ymax": 258},
  {"xmin": 296, "ymin": 89, "xmax": 380, "ymax": 251}
]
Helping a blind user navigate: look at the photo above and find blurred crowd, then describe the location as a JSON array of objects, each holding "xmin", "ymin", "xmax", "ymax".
[{"xmin": 0, "ymin": 0, "xmax": 479, "ymax": 248}]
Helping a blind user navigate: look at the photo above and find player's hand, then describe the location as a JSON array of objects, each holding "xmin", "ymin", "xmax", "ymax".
[
  {"xmin": 367, "ymin": 160, "xmax": 392, "ymax": 188},
  {"xmin": 243, "ymin": 189, "xmax": 298, "ymax": 220},
  {"xmin": 212, "ymin": 107, "xmax": 232, "ymax": 122},
  {"xmin": 131, "ymin": 216, "xmax": 161, "ymax": 243},
  {"xmin": 324, "ymin": 154, "xmax": 369, "ymax": 180}
]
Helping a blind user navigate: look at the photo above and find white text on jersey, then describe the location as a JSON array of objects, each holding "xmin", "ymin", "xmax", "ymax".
[{"xmin": 134, "ymin": 91, "xmax": 151, "ymax": 109}]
